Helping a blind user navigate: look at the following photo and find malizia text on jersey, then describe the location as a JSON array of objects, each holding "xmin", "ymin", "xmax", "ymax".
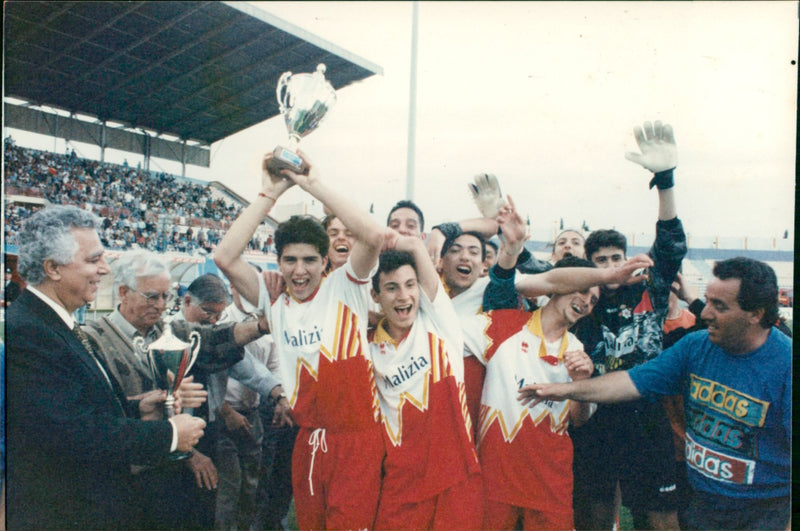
[
  {"xmin": 383, "ymin": 356, "xmax": 429, "ymax": 388},
  {"xmin": 282, "ymin": 326, "xmax": 322, "ymax": 347}
]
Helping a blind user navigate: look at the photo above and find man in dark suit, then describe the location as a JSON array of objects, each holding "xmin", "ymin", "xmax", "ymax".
[
  {"xmin": 3, "ymin": 267, "xmax": 21, "ymax": 306},
  {"xmin": 6, "ymin": 205, "xmax": 207, "ymax": 530}
]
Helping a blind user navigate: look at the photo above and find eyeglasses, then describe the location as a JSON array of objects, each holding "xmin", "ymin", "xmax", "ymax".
[{"xmin": 131, "ymin": 289, "xmax": 173, "ymax": 305}]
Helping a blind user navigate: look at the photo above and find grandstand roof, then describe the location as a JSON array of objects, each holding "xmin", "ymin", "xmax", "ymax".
[{"xmin": 4, "ymin": 1, "xmax": 382, "ymax": 146}]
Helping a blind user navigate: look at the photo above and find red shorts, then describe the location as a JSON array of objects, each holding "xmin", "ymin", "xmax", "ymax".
[
  {"xmin": 483, "ymin": 498, "xmax": 573, "ymax": 531},
  {"xmin": 375, "ymin": 472, "xmax": 483, "ymax": 531},
  {"xmin": 292, "ymin": 425, "xmax": 385, "ymax": 530}
]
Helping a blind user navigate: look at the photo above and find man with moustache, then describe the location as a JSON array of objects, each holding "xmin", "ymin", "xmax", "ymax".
[{"xmin": 519, "ymin": 258, "xmax": 790, "ymax": 531}]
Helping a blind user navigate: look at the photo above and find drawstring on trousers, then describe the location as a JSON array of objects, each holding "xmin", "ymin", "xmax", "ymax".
[{"xmin": 307, "ymin": 428, "xmax": 327, "ymax": 496}]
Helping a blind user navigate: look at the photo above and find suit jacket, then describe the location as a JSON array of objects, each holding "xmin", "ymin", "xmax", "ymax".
[
  {"xmin": 4, "ymin": 279, "xmax": 21, "ymax": 305},
  {"xmin": 6, "ymin": 290, "xmax": 174, "ymax": 530}
]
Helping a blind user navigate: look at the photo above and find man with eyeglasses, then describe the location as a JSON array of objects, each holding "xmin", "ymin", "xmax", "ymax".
[
  {"xmin": 6, "ymin": 206, "xmax": 207, "ymax": 530},
  {"xmin": 169, "ymin": 273, "xmax": 294, "ymax": 529},
  {"xmin": 82, "ymin": 251, "xmax": 276, "ymax": 529}
]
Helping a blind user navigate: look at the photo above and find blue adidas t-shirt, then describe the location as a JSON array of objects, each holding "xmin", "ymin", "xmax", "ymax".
[{"xmin": 628, "ymin": 328, "xmax": 791, "ymax": 500}]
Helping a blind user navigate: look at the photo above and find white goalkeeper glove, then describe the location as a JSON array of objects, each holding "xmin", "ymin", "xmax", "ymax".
[
  {"xmin": 624, "ymin": 120, "xmax": 678, "ymax": 174},
  {"xmin": 469, "ymin": 173, "xmax": 506, "ymax": 219}
]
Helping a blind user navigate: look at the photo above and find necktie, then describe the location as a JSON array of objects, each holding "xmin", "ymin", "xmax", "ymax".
[{"xmin": 73, "ymin": 323, "xmax": 114, "ymax": 387}]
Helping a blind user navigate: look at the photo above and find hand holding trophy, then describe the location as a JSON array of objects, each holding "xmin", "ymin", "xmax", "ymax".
[
  {"xmin": 266, "ymin": 63, "xmax": 337, "ymax": 177},
  {"xmin": 134, "ymin": 323, "xmax": 201, "ymax": 460}
]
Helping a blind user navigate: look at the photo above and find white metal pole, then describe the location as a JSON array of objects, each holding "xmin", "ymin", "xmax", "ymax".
[{"xmin": 405, "ymin": 1, "xmax": 419, "ymax": 201}]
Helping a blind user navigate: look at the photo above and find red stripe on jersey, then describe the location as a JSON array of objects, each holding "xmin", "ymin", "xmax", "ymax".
[
  {"xmin": 484, "ymin": 309, "xmax": 533, "ymax": 361},
  {"xmin": 345, "ymin": 270, "xmax": 371, "ymax": 285}
]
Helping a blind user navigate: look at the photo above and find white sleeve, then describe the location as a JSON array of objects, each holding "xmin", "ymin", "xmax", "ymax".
[
  {"xmin": 461, "ymin": 312, "xmax": 490, "ymax": 366},
  {"xmin": 238, "ymin": 272, "xmax": 268, "ymax": 316},
  {"xmin": 419, "ymin": 281, "xmax": 466, "ymax": 382},
  {"xmin": 338, "ymin": 258, "xmax": 378, "ymax": 324}
]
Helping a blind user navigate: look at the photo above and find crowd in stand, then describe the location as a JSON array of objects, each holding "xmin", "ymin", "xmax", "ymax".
[{"xmin": 3, "ymin": 137, "xmax": 247, "ymax": 253}]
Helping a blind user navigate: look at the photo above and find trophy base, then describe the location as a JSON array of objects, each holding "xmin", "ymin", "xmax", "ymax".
[{"xmin": 267, "ymin": 146, "xmax": 307, "ymax": 175}]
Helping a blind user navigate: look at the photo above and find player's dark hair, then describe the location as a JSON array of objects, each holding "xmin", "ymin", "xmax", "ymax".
[
  {"xmin": 713, "ymin": 257, "xmax": 779, "ymax": 329},
  {"xmin": 275, "ymin": 215, "xmax": 329, "ymax": 258},
  {"xmin": 321, "ymin": 214, "xmax": 338, "ymax": 230},
  {"xmin": 584, "ymin": 229, "xmax": 627, "ymax": 261},
  {"xmin": 186, "ymin": 273, "xmax": 229, "ymax": 304},
  {"xmin": 387, "ymin": 200, "xmax": 425, "ymax": 232},
  {"xmin": 441, "ymin": 231, "xmax": 487, "ymax": 261},
  {"xmin": 552, "ymin": 255, "xmax": 595, "ymax": 270},
  {"xmin": 372, "ymin": 250, "xmax": 416, "ymax": 293}
]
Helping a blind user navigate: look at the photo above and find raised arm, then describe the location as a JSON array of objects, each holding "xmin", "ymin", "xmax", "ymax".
[
  {"xmin": 624, "ymin": 120, "xmax": 678, "ymax": 221},
  {"xmin": 481, "ymin": 196, "xmax": 531, "ymax": 310},
  {"xmin": 625, "ymin": 120, "xmax": 687, "ymax": 295},
  {"xmin": 214, "ymin": 153, "xmax": 294, "ymax": 306},
  {"xmin": 393, "ymin": 234, "xmax": 440, "ymax": 301},
  {"xmin": 280, "ymin": 151, "xmax": 387, "ymax": 279},
  {"xmin": 426, "ymin": 172, "xmax": 504, "ymax": 263},
  {"xmin": 514, "ymin": 254, "xmax": 654, "ymax": 299}
]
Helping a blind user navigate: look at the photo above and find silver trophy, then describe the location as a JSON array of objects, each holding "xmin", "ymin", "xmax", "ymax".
[
  {"xmin": 139, "ymin": 324, "xmax": 201, "ymax": 417},
  {"xmin": 267, "ymin": 63, "xmax": 337, "ymax": 175},
  {"xmin": 135, "ymin": 324, "xmax": 201, "ymax": 459}
]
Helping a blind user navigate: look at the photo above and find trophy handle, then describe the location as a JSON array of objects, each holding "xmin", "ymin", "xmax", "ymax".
[
  {"xmin": 135, "ymin": 336, "xmax": 157, "ymax": 380},
  {"xmin": 276, "ymin": 71, "xmax": 292, "ymax": 114},
  {"xmin": 132, "ymin": 336, "xmax": 146, "ymax": 357},
  {"xmin": 184, "ymin": 330, "xmax": 201, "ymax": 376}
]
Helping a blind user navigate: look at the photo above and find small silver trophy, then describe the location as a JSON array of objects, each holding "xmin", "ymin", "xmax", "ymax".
[
  {"xmin": 267, "ymin": 63, "xmax": 337, "ymax": 175},
  {"xmin": 134, "ymin": 324, "xmax": 201, "ymax": 459}
]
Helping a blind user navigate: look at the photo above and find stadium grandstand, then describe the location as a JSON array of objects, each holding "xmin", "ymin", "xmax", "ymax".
[
  {"xmin": 2, "ymin": 2, "xmax": 794, "ymax": 329},
  {"xmin": 4, "ymin": 136, "xmax": 794, "ymax": 324},
  {"xmin": 3, "ymin": 1, "xmax": 381, "ymax": 313}
]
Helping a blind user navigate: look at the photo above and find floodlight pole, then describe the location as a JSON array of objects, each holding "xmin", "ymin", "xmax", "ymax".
[{"xmin": 405, "ymin": 1, "xmax": 419, "ymax": 201}]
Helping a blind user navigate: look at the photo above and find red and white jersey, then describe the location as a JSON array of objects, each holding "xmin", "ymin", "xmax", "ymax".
[
  {"xmin": 450, "ymin": 275, "xmax": 520, "ymax": 354},
  {"xmin": 465, "ymin": 308, "xmax": 581, "ymax": 512},
  {"xmin": 369, "ymin": 282, "xmax": 479, "ymax": 503},
  {"xmin": 449, "ymin": 275, "xmax": 490, "ymax": 321},
  {"xmin": 261, "ymin": 261, "xmax": 380, "ymax": 431}
]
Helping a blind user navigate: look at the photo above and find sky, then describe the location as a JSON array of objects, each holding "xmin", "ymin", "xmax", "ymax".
[{"xmin": 6, "ymin": 1, "xmax": 798, "ymax": 246}]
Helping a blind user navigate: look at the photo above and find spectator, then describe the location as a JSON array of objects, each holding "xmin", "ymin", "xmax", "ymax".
[
  {"xmin": 3, "ymin": 268, "xmax": 22, "ymax": 307},
  {"xmin": 3, "ymin": 141, "xmax": 245, "ymax": 253},
  {"xmin": 214, "ymin": 285, "xmax": 290, "ymax": 530}
]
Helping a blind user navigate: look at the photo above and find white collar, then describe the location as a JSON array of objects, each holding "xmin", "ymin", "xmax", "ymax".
[{"xmin": 27, "ymin": 285, "xmax": 76, "ymax": 328}]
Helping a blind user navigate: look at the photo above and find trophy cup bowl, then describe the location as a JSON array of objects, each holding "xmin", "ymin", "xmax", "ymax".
[
  {"xmin": 267, "ymin": 63, "xmax": 337, "ymax": 176},
  {"xmin": 137, "ymin": 324, "xmax": 201, "ymax": 460}
]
